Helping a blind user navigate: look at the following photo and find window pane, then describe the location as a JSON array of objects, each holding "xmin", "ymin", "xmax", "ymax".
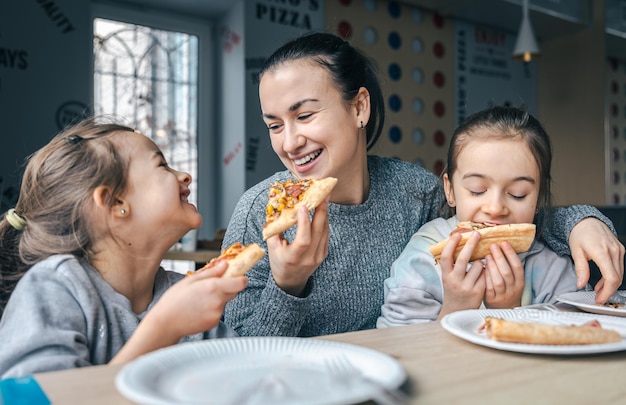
[
  {"xmin": 94, "ymin": 18, "xmax": 199, "ymax": 273},
  {"xmin": 93, "ymin": 18, "xmax": 198, "ymax": 208}
]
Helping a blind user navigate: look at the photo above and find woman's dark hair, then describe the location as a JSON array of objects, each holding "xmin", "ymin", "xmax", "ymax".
[
  {"xmin": 445, "ymin": 105, "xmax": 553, "ymax": 228},
  {"xmin": 0, "ymin": 117, "xmax": 134, "ymax": 317},
  {"xmin": 257, "ymin": 31, "xmax": 385, "ymax": 150}
]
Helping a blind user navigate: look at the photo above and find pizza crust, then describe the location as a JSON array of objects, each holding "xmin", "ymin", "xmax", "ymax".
[
  {"xmin": 193, "ymin": 242, "xmax": 265, "ymax": 278},
  {"xmin": 428, "ymin": 223, "xmax": 536, "ymax": 263},
  {"xmin": 222, "ymin": 243, "xmax": 265, "ymax": 277},
  {"xmin": 482, "ymin": 317, "xmax": 621, "ymax": 345},
  {"xmin": 262, "ymin": 177, "xmax": 337, "ymax": 240}
]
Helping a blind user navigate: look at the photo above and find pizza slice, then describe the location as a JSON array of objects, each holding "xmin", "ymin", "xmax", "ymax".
[
  {"xmin": 262, "ymin": 177, "xmax": 338, "ymax": 240},
  {"xmin": 189, "ymin": 242, "xmax": 265, "ymax": 278},
  {"xmin": 480, "ymin": 317, "xmax": 621, "ymax": 345}
]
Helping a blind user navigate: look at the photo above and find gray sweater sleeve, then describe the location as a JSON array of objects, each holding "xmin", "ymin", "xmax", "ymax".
[
  {"xmin": 0, "ymin": 256, "xmax": 237, "ymax": 378},
  {"xmin": 538, "ymin": 205, "xmax": 617, "ymax": 256}
]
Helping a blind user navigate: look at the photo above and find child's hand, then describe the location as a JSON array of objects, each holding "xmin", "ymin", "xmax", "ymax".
[
  {"xmin": 147, "ymin": 261, "xmax": 247, "ymax": 340},
  {"xmin": 437, "ymin": 231, "xmax": 486, "ymax": 319},
  {"xmin": 483, "ymin": 241, "xmax": 524, "ymax": 309},
  {"xmin": 110, "ymin": 261, "xmax": 247, "ymax": 365}
]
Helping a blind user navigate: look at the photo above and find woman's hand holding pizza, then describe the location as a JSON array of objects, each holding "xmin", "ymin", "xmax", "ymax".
[
  {"xmin": 482, "ymin": 241, "xmax": 524, "ymax": 309},
  {"xmin": 438, "ymin": 231, "xmax": 486, "ymax": 319},
  {"xmin": 266, "ymin": 199, "xmax": 330, "ymax": 297}
]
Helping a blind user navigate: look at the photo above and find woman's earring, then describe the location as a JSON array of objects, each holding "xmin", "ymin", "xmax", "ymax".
[
  {"xmin": 120, "ymin": 209, "xmax": 126, "ymax": 215},
  {"xmin": 360, "ymin": 121, "xmax": 364, "ymax": 129}
]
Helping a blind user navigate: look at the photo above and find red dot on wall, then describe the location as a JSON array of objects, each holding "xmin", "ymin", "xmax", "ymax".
[
  {"xmin": 433, "ymin": 13, "xmax": 444, "ymax": 28},
  {"xmin": 434, "ymin": 101, "xmax": 446, "ymax": 117},
  {"xmin": 339, "ymin": 0, "xmax": 352, "ymax": 5},
  {"xmin": 434, "ymin": 130, "xmax": 446, "ymax": 147},
  {"xmin": 434, "ymin": 160, "xmax": 445, "ymax": 176},
  {"xmin": 338, "ymin": 21, "xmax": 353, "ymax": 39},
  {"xmin": 433, "ymin": 71, "xmax": 445, "ymax": 88},
  {"xmin": 433, "ymin": 42, "xmax": 445, "ymax": 58},
  {"xmin": 614, "ymin": 194, "xmax": 620, "ymax": 205}
]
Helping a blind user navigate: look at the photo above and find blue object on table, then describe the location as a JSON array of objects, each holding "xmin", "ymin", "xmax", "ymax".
[{"xmin": 0, "ymin": 376, "xmax": 51, "ymax": 405}]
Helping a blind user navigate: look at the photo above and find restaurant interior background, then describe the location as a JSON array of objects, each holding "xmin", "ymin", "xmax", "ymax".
[{"xmin": 2, "ymin": 0, "xmax": 626, "ymax": 251}]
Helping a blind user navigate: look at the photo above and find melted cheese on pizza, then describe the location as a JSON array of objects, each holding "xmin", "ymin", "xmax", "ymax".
[{"xmin": 265, "ymin": 179, "xmax": 312, "ymax": 224}]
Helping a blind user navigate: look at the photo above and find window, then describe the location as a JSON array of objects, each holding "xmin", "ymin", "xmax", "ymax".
[
  {"xmin": 94, "ymin": 18, "xmax": 199, "ymax": 210},
  {"xmin": 92, "ymin": 4, "xmax": 214, "ymax": 272}
]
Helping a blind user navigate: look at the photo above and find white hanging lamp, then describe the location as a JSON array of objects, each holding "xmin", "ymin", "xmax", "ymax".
[{"xmin": 512, "ymin": 0, "xmax": 540, "ymax": 62}]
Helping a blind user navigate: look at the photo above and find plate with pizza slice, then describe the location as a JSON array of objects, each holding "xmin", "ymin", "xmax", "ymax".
[
  {"xmin": 556, "ymin": 291, "xmax": 626, "ymax": 317},
  {"xmin": 441, "ymin": 308, "xmax": 626, "ymax": 355}
]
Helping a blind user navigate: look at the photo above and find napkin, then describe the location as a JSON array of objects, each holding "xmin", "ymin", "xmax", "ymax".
[{"xmin": 0, "ymin": 376, "xmax": 51, "ymax": 405}]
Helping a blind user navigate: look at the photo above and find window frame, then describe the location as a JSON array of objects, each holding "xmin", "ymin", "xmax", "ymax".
[{"xmin": 91, "ymin": 2, "xmax": 216, "ymax": 240}]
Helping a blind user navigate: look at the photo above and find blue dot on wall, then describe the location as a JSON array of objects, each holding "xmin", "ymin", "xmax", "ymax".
[
  {"xmin": 412, "ymin": 8, "xmax": 423, "ymax": 23},
  {"xmin": 364, "ymin": 27, "xmax": 378, "ymax": 44},
  {"xmin": 388, "ymin": 1, "xmax": 401, "ymax": 18},
  {"xmin": 412, "ymin": 128, "xmax": 424, "ymax": 145},
  {"xmin": 389, "ymin": 94, "xmax": 402, "ymax": 112},
  {"xmin": 389, "ymin": 126, "xmax": 402, "ymax": 144},
  {"xmin": 388, "ymin": 32, "xmax": 402, "ymax": 50},
  {"xmin": 388, "ymin": 63, "xmax": 402, "ymax": 81},
  {"xmin": 412, "ymin": 37, "xmax": 423, "ymax": 53},
  {"xmin": 412, "ymin": 67, "xmax": 424, "ymax": 84},
  {"xmin": 364, "ymin": 0, "xmax": 377, "ymax": 12},
  {"xmin": 412, "ymin": 98, "xmax": 424, "ymax": 114}
]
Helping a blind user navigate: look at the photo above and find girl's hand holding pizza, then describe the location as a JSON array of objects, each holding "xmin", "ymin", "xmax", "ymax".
[
  {"xmin": 266, "ymin": 199, "xmax": 330, "ymax": 297},
  {"xmin": 146, "ymin": 261, "xmax": 248, "ymax": 342},
  {"xmin": 438, "ymin": 231, "xmax": 486, "ymax": 319},
  {"xmin": 482, "ymin": 241, "xmax": 525, "ymax": 309}
]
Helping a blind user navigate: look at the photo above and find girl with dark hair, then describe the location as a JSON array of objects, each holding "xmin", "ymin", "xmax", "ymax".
[
  {"xmin": 223, "ymin": 32, "xmax": 622, "ymax": 337},
  {"xmin": 379, "ymin": 106, "xmax": 578, "ymax": 326}
]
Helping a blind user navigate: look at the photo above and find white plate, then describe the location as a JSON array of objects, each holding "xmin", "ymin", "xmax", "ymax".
[
  {"xmin": 115, "ymin": 336, "xmax": 406, "ymax": 405},
  {"xmin": 557, "ymin": 291, "xmax": 626, "ymax": 317},
  {"xmin": 441, "ymin": 308, "xmax": 626, "ymax": 355}
]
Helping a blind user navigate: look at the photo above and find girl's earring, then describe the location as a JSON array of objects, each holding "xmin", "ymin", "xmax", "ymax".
[
  {"xmin": 360, "ymin": 121, "xmax": 364, "ymax": 129},
  {"xmin": 120, "ymin": 209, "xmax": 127, "ymax": 215}
]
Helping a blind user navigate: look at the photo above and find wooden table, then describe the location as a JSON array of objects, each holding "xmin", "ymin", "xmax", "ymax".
[{"xmin": 34, "ymin": 319, "xmax": 626, "ymax": 404}]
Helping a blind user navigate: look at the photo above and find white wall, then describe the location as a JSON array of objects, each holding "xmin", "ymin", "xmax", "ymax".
[{"xmin": 216, "ymin": 0, "xmax": 325, "ymax": 227}]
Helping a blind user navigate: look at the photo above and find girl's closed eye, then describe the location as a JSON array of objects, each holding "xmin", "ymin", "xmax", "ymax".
[
  {"xmin": 468, "ymin": 189, "xmax": 486, "ymax": 196},
  {"xmin": 297, "ymin": 113, "xmax": 313, "ymax": 121}
]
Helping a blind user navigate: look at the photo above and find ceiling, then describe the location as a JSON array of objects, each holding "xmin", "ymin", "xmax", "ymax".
[
  {"xmin": 109, "ymin": 0, "xmax": 622, "ymax": 57},
  {"xmin": 103, "ymin": 0, "xmax": 235, "ymax": 18},
  {"xmin": 108, "ymin": 0, "xmax": 590, "ymax": 37}
]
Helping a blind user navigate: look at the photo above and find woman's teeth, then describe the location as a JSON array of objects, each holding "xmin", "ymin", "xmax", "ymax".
[{"xmin": 294, "ymin": 150, "xmax": 321, "ymax": 165}]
